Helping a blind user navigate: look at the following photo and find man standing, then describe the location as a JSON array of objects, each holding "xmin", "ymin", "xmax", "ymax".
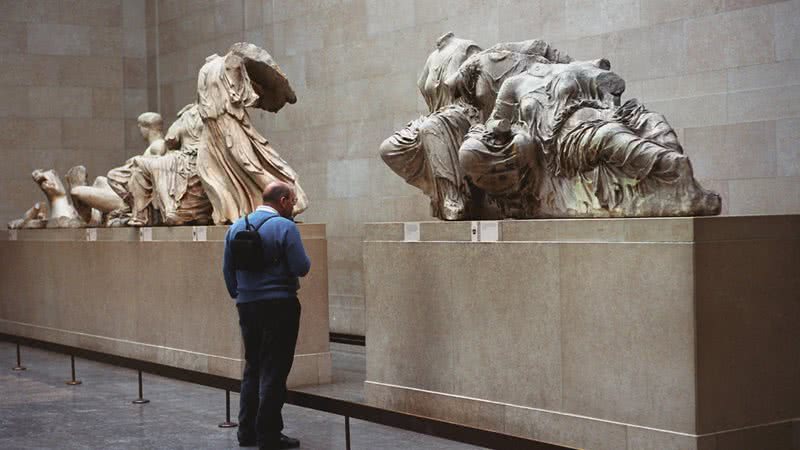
[{"xmin": 223, "ymin": 181, "xmax": 310, "ymax": 450}]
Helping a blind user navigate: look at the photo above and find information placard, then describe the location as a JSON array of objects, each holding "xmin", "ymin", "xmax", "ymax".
[
  {"xmin": 403, "ymin": 222, "xmax": 420, "ymax": 242},
  {"xmin": 192, "ymin": 226, "xmax": 207, "ymax": 242}
]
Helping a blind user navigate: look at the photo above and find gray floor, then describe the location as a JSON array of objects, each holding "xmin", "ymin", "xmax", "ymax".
[{"xmin": 0, "ymin": 342, "xmax": 481, "ymax": 450}]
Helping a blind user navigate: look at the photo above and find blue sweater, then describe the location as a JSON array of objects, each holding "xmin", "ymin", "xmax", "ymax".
[{"xmin": 222, "ymin": 210, "xmax": 311, "ymax": 303}]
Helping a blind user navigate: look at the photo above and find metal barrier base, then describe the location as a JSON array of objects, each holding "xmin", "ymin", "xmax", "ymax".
[{"xmin": 1, "ymin": 333, "xmax": 570, "ymax": 450}]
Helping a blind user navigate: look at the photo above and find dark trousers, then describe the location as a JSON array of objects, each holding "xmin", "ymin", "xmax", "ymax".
[{"xmin": 236, "ymin": 298, "xmax": 301, "ymax": 447}]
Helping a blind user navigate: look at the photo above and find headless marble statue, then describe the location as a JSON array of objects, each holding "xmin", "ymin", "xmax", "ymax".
[
  {"xmin": 459, "ymin": 58, "xmax": 720, "ymax": 217},
  {"xmin": 380, "ymin": 35, "xmax": 722, "ymax": 219},
  {"xmin": 379, "ymin": 32, "xmax": 483, "ymax": 220},
  {"xmin": 197, "ymin": 42, "xmax": 307, "ymax": 224}
]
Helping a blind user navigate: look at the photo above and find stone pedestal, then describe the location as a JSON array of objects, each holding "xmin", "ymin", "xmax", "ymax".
[
  {"xmin": 0, "ymin": 225, "xmax": 331, "ymax": 388},
  {"xmin": 364, "ymin": 216, "xmax": 800, "ymax": 450}
]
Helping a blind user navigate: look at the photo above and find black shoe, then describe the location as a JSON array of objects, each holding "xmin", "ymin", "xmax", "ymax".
[
  {"xmin": 238, "ymin": 433, "xmax": 256, "ymax": 447},
  {"xmin": 238, "ymin": 428, "xmax": 256, "ymax": 446},
  {"xmin": 256, "ymin": 433, "xmax": 300, "ymax": 450},
  {"xmin": 279, "ymin": 433, "xmax": 300, "ymax": 449}
]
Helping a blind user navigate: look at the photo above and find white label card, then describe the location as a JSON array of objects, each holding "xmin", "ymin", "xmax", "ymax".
[
  {"xmin": 403, "ymin": 222, "xmax": 420, "ymax": 242},
  {"xmin": 86, "ymin": 228, "xmax": 97, "ymax": 241},
  {"xmin": 479, "ymin": 221, "xmax": 501, "ymax": 242},
  {"xmin": 192, "ymin": 226, "xmax": 207, "ymax": 242},
  {"xmin": 139, "ymin": 227, "xmax": 152, "ymax": 242}
]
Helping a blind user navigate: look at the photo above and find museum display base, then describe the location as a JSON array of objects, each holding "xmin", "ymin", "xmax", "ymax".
[
  {"xmin": 364, "ymin": 216, "xmax": 800, "ymax": 450},
  {"xmin": 0, "ymin": 225, "xmax": 331, "ymax": 388}
]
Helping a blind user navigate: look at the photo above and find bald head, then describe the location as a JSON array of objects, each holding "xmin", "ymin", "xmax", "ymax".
[
  {"xmin": 262, "ymin": 181, "xmax": 292, "ymax": 203},
  {"xmin": 262, "ymin": 181, "xmax": 296, "ymax": 218}
]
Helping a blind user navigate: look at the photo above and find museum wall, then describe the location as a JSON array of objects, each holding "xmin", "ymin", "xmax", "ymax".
[
  {"xmin": 2, "ymin": 0, "xmax": 799, "ymax": 335},
  {"xmin": 0, "ymin": 0, "xmax": 151, "ymax": 227},
  {"xmin": 150, "ymin": 0, "xmax": 434, "ymax": 335},
  {"xmin": 237, "ymin": 0, "xmax": 800, "ymax": 335}
]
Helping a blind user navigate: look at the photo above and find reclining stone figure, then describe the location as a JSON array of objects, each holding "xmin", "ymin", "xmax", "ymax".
[
  {"xmin": 127, "ymin": 103, "xmax": 212, "ymax": 226},
  {"xmin": 69, "ymin": 112, "xmax": 166, "ymax": 226},
  {"xmin": 380, "ymin": 35, "xmax": 573, "ymax": 220},
  {"xmin": 79, "ymin": 43, "xmax": 305, "ymax": 226},
  {"xmin": 70, "ymin": 109, "xmax": 212, "ymax": 227},
  {"xmin": 458, "ymin": 58, "xmax": 720, "ymax": 217},
  {"xmin": 380, "ymin": 35, "xmax": 721, "ymax": 219},
  {"xmin": 10, "ymin": 42, "xmax": 305, "ymax": 229}
]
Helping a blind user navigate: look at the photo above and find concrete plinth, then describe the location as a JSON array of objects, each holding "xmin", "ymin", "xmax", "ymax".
[
  {"xmin": 364, "ymin": 216, "xmax": 800, "ymax": 450},
  {"xmin": 0, "ymin": 225, "xmax": 331, "ymax": 388}
]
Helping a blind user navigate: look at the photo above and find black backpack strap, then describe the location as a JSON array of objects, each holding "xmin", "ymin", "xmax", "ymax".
[
  {"xmin": 253, "ymin": 214, "xmax": 277, "ymax": 231},
  {"xmin": 244, "ymin": 212, "xmax": 277, "ymax": 231},
  {"xmin": 255, "ymin": 214, "xmax": 281, "ymax": 265}
]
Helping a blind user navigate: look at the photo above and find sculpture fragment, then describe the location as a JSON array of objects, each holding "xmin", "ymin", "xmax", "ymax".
[
  {"xmin": 7, "ymin": 203, "xmax": 47, "ymax": 230},
  {"xmin": 379, "ymin": 32, "xmax": 482, "ymax": 220},
  {"xmin": 380, "ymin": 34, "xmax": 721, "ymax": 219},
  {"xmin": 197, "ymin": 42, "xmax": 308, "ymax": 224},
  {"xmin": 128, "ymin": 103, "xmax": 212, "ymax": 226},
  {"xmin": 32, "ymin": 169, "xmax": 84, "ymax": 228},
  {"xmin": 11, "ymin": 42, "xmax": 307, "ymax": 229}
]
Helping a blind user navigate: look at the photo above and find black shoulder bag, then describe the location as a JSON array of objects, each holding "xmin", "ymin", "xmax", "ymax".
[{"xmin": 230, "ymin": 214, "xmax": 279, "ymax": 271}]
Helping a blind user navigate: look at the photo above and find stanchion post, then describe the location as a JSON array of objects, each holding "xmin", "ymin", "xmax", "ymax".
[
  {"xmin": 12, "ymin": 343, "xmax": 26, "ymax": 371},
  {"xmin": 132, "ymin": 370, "xmax": 150, "ymax": 404},
  {"xmin": 345, "ymin": 415, "xmax": 351, "ymax": 450},
  {"xmin": 65, "ymin": 355, "xmax": 82, "ymax": 385},
  {"xmin": 218, "ymin": 389, "xmax": 238, "ymax": 428}
]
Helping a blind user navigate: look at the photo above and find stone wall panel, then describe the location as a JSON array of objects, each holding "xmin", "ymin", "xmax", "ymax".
[
  {"xmin": 1, "ymin": 1, "xmax": 798, "ymax": 337},
  {"xmin": 684, "ymin": 121, "xmax": 777, "ymax": 180}
]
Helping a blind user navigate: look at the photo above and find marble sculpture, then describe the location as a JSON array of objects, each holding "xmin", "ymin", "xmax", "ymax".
[
  {"xmin": 8, "ymin": 43, "xmax": 304, "ymax": 229},
  {"xmin": 197, "ymin": 42, "xmax": 308, "ymax": 224},
  {"xmin": 31, "ymin": 169, "xmax": 83, "ymax": 228},
  {"xmin": 380, "ymin": 33, "xmax": 722, "ymax": 219}
]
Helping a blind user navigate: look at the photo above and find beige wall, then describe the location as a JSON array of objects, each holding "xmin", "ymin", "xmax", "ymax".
[
  {"xmin": 0, "ymin": 0, "xmax": 151, "ymax": 225},
  {"xmin": 2, "ymin": 1, "xmax": 799, "ymax": 335}
]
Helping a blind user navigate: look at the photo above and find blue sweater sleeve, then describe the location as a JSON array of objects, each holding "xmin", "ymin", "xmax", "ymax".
[
  {"xmin": 222, "ymin": 227, "xmax": 238, "ymax": 299},
  {"xmin": 284, "ymin": 222, "xmax": 311, "ymax": 277}
]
